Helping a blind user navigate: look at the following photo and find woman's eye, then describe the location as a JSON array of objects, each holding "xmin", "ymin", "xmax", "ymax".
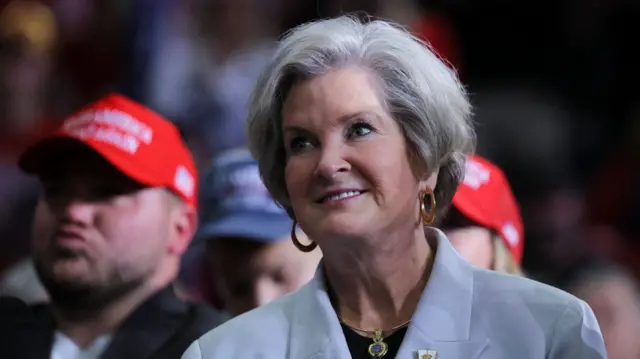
[
  {"xmin": 289, "ymin": 137, "xmax": 313, "ymax": 153},
  {"xmin": 348, "ymin": 122, "xmax": 373, "ymax": 138}
]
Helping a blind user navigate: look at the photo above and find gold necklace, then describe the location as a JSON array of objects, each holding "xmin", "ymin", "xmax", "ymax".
[{"xmin": 340, "ymin": 320, "xmax": 410, "ymax": 358}]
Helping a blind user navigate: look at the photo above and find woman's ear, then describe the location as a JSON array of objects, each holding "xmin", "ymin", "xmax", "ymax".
[{"xmin": 420, "ymin": 168, "xmax": 440, "ymax": 191}]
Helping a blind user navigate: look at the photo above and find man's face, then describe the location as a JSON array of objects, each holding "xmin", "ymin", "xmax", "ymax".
[
  {"xmin": 208, "ymin": 236, "xmax": 321, "ymax": 316},
  {"xmin": 31, "ymin": 148, "xmax": 177, "ymax": 308}
]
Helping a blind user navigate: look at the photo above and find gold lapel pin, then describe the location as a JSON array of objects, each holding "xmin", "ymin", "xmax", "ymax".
[{"xmin": 417, "ymin": 350, "xmax": 437, "ymax": 359}]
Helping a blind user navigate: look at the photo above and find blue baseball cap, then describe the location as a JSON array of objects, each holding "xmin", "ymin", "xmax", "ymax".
[{"xmin": 197, "ymin": 148, "xmax": 292, "ymax": 243}]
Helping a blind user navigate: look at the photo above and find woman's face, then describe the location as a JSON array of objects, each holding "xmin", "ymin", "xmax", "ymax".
[
  {"xmin": 441, "ymin": 209, "xmax": 494, "ymax": 268},
  {"xmin": 281, "ymin": 67, "xmax": 429, "ymax": 245},
  {"xmin": 444, "ymin": 227, "xmax": 494, "ymax": 269}
]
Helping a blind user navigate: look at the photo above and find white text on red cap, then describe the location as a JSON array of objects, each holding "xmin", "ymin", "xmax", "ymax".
[
  {"xmin": 462, "ymin": 160, "xmax": 491, "ymax": 190},
  {"xmin": 62, "ymin": 110, "xmax": 155, "ymax": 155}
]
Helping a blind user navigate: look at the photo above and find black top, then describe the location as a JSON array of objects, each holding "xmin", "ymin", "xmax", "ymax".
[
  {"xmin": 342, "ymin": 323, "xmax": 408, "ymax": 359},
  {"xmin": 0, "ymin": 285, "xmax": 223, "ymax": 359}
]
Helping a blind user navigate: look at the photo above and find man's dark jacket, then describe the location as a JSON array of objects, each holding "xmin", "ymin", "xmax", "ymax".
[{"xmin": 0, "ymin": 285, "xmax": 224, "ymax": 359}]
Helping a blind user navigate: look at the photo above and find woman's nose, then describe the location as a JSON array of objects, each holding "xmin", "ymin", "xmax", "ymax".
[{"xmin": 313, "ymin": 144, "xmax": 351, "ymax": 180}]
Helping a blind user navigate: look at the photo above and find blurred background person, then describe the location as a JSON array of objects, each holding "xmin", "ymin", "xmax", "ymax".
[
  {"xmin": 0, "ymin": 0, "xmax": 59, "ymax": 148},
  {"xmin": 559, "ymin": 259, "xmax": 640, "ymax": 359},
  {"xmin": 0, "ymin": 94, "xmax": 223, "ymax": 359},
  {"xmin": 441, "ymin": 154, "xmax": 524, "ymax": 275},
  {"xmin": 145, "ymin": 0, "xmax": 281, "ymax": 163},
  {"xmin": 196, "ymin": 148, "xmax": 321, "ymax": 316},
  {"xmin": 0, "ymin": 0, "xmax": 63, "ymax": 282}
]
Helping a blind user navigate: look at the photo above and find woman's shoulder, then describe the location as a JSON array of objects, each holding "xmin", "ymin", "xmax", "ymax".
[
  {"xmin": 182, "ymin": 287, "xmax": 303, "ymax": 358},
  {"xmin": 469, "ymin": 269, "xmax": 605, "ymax": 357},
  {"xmin": 473, "ymin": 268, "xmax": 578, "ymax": 307},
  {"xmin": 471, "ymin": 268, "xmax": 596, "ymax": 334}
]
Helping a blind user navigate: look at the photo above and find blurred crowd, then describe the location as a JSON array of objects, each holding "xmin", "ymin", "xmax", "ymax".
[{"xmin": 0, "ymin": 0, "xmax": 639, "ymax": 358}]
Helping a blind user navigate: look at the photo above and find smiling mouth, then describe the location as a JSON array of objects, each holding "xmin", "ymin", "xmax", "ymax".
[{"xmin": 318, "ymin": 190, "xmax": 365, "ymax": 203}]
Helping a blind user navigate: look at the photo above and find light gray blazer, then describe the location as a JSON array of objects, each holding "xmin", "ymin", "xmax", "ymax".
[{"xmin": 183, "ymin": 231, "xmax": 607, "ymax": 359}]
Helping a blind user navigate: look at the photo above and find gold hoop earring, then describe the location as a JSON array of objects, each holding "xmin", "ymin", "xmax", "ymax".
[
  {"xmin": 420, "ymin": 187, "xmax": 436, "ymax": 225},
  {"xmin": 291, "ymin": 221, "xmax": 317, "ymax": 252}
]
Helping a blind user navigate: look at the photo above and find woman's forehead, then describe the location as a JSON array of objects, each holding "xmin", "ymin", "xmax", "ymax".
[{"xmin": 282, "ymin": 69, "xmax": 384, "ymax": 121}]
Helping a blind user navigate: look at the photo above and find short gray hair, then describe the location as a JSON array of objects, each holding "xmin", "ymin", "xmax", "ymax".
[{"xmin": 246, "ymin": 15, "xmax": 475, "ymax": 221}]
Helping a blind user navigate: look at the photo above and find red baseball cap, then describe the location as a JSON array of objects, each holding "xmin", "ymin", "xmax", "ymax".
[
  {"xmin": 452, "ymin": 155, "xmax": 524, "ymax": 263},
  {"xmin": 18, "ymin": 93, "xmax": 198, "ymax": 208}
]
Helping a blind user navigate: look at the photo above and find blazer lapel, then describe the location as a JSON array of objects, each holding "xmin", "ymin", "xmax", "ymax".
[
  {"xmin": 100, "ymin": 285, "xmax": 189, "ymax": 359},
  {"xmin": 396, "ymin": 229, "xmax": 489, "ymax": 359},
  {"xmin": 288, "ymin": 268, "xmax": 352, "ymax": 359}
]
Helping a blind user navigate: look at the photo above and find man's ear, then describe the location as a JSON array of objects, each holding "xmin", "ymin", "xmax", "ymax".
[{"xmin": 167, "ymin": 201, "xmax": 198, "ymax": 256}]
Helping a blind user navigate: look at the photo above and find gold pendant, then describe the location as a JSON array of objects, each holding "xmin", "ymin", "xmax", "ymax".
[{"xmin": 367, "ymin": 329, "xmax": 389, "ymax": 358}]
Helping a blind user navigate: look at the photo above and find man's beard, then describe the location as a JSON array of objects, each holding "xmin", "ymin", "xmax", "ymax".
[{"xmin": 34, "ymin": 252, "xmax": 146, "ymax": 319}]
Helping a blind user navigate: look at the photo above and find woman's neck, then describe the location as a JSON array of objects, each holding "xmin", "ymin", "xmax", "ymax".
[{"xmin": 322, "ymin": 227, "xmax": 435, "ymax": 332}]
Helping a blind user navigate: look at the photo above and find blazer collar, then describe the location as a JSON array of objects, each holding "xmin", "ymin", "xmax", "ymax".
[
  {"xmin": 290, "ymin": 229, "xmax": 488, "ymax": 359},
  {"xmin": 410, "ymin": 228, "xmax": 474, "ymax": 341}
]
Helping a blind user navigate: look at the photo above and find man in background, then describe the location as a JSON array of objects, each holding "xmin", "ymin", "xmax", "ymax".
[{"xmin": 0, "ymin": 94, "xmax": 223, "ymax": 359}]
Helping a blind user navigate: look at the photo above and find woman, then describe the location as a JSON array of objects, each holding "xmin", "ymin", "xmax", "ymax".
[
  {"xmin": 442, "ymin": 154, "xmax": 524, "ymax": 275},
  {"xmin": 183, "ymin": 16, "xmax": 606, "ymax": 359}
]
